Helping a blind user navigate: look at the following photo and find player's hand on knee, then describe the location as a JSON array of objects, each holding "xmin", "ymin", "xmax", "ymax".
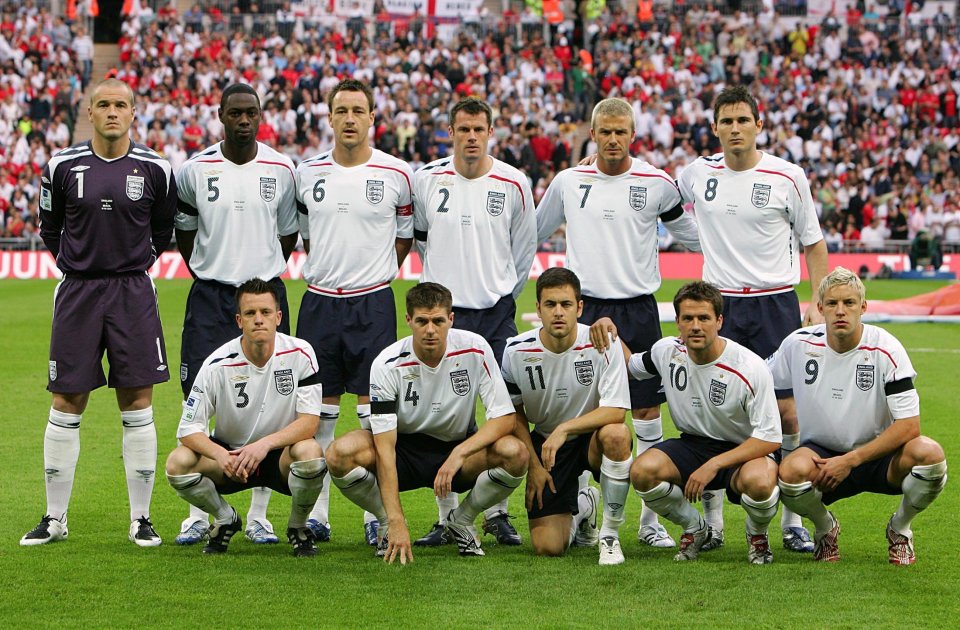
[
  {"xmin": 434, "ymin": 451, "xmax": 466, "ymax": 499},
  {"xmin": 525, "ymin": 465, "xmax": 556, "ymax": 511},
  {"xmin": 589, "ymin": 318, "xmax": 618, "ymax": 351},
  {"xmin": 685, "ymin": 461, "xmax": 720, "ymax": 502},
  {"xmin": 385, "ymin": 522, "xmax": 414, "ymax": 565},
  {"xmin": 540, "ymin": 430, "xmax": 566, "ymax": 471},
  {"xmin": 812, "ymin": 455, "xmax": 852, "ymax": 492},
  {"xmin": 230, "ymin": 440, "xmax": 270, "ymax": 479}
]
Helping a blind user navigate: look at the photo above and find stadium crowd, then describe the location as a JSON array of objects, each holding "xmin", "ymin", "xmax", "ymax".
[{"xmin": 1, "ymin": 0, "xmax": 959, "ymax": 255}]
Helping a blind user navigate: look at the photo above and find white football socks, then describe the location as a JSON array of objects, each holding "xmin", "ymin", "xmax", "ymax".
[
  {"xmin": 741, "ymin": 487, "xmax": 780, "ymax": 536},
  {"xmin": 634, "ymin": 417, "xmax": 663, "ymax": 528},
  {"xmin": 44, "ymin": 408, "xmax": 81, "ymax": 521},
  {"xmin": 891, "ymin": 460, "xmax": 948, "ymax": 535},
  {"xmin": 638, "ymin": 481, "xmax": 703, "ymax": 533},
  {"xmin": 308, "ymin": 403, "xmax": 339, "ymax": 524},
  {"xmin": 599, "ymin": 455, "xmax": 632, "ymax": 538},
  {"xmin": 778, "ymin": 480, "xmax": 833, "ymax": 535},
  {"xmin": 288, "ymin": 458, "xmax": 327, "ymax": 529},
  {"xmin": 454, "ymin": 468, "xmax": 524, "ymax": 526},
  {"xmin": 331, "ymin": 466, "xmax": 387, "ymax": 526},
  {"xmin": 121, "ymin": 407, "xmax": 156, "ymax": 521},
  {"xmin": 779, "ymin": 433, "xmax": 803, "ymax": 530},
  {"xmin": 167, "ymin": 473, "xmax": 234, "ymax": 524}
]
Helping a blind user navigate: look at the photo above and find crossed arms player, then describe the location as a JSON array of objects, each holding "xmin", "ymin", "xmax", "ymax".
[
  {"xmin": 165, "ymin": 279, "xmax": 328, "ymax": 557},
  {"xmin": 769, "ymin": 267, "xmax": 947, "ymax": 564},
  {"xmin": 325, "ymin": 283, "xmax": 529, "ymax": 563},
  {"xmin": 502, "ymin": 268, "xmax": 633, "ymax": 565},
  {"xmin": 22, "ymin": 78, "xmax": 176, "ymax": 547},
  {"xmin": 595, "ymin": 282, "xmax": 783, "ymax": 563}
]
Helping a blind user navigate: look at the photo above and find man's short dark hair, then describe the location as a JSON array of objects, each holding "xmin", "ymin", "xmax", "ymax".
[
  {"xmin": 327, "ymin": 78, "xmax": 375, "ymax": 113},
  {"xmin": 712, "ymin": 85, "xmax": 760, "ymax": 124},
  {"xmin": 406, "ymin": 282, "xmax": 453, "ymax": 316},
  {"xmin": 536, "ymin": 267, "xmax": 581, "ymax": 302},
  {"xmin": 236, "ymin": 278, "xmax": 279, "ymax": 313},
  {"xmin": 673, "ymin": 281, "xmax": 723, "ymax": 318},
  {"xmin": 221, "ymin": 83, "xmax": 260, "ymax": 111},
  {"xmin": 449, "ymin": 96, "xmax": 492, "ymax": 128}
]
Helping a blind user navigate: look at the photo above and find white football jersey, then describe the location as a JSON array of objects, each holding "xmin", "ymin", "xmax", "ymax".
[
  {"xmin": 413, "ymin": 157, "xmax": 537, "ymax": 309},
  {"xmin": 368, "ymin": 328, "xmax": 514, "ymax": 442},
  {"xmin": 678, "ymin": 152, "xmax": 823, "ymax": 295},
  {"xmin": 502, "ymin": 324, "xmax": 630, "ymax": 438},
  {"xmin": 177, "ymin": 333, "xmax": 323, "ymax": 450},
  {"xmin": 175, "ymin": 142, "xmax": 298, "ymax": 286},
  {"xmin": 629, "ymin": 337, "xmax": 781, "ymax": 444},
  {"xmin": 536, "ymin": 158, "xmax": 698, "ymax": 298},
  {"xmin": 767, "ymin": 324, "xmax": 920, "ymax": 452},
  {"xmin": 296, "ymin": 149, "xmax": 414, "ymax": 296}
]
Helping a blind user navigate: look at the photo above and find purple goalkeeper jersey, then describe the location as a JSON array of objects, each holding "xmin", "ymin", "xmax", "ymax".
[{"xmin": 39, "ymin": 141, "xmax": 177, "ymax": 274}]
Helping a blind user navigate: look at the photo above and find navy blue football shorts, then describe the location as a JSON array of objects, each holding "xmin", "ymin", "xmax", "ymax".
[
  {"xmin": 581, "ymin": 293, "xmax": 665, "ymax": 409},
  {"xmin": 527, "ymin": 431, "xmax": 600, "ymax": 520},
  {"xmin": 296, "ymin": 287, "xmax": 396, "ymax": 398},
  {"xmin": 180, "ymin": 277, "xmax": 290, "ymax": 396},
  {"xmin": 802, "ymin": 442, "xmax": 900, "ymax": 505}
]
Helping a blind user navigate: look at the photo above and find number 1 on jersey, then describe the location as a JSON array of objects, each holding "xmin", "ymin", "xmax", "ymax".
[{"xmin": 525, "ymin": 365, "xmax": 545, "ymax": 390}]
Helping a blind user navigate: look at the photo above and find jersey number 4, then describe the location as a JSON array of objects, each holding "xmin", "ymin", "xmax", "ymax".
[{"xmin": 404, "ymin": 381, "xmax": 420, "ymax": 406}]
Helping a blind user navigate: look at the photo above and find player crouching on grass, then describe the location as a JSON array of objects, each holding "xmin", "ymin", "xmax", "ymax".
[
  {"xmin": 769, "ymin": 267, "xmax": 948, "ymax": 564},
  {"xmin": 165, "ymin": 279, "xmax": 328, "ymax": 557},
  {"xmin": 501, "ymin": 268, "xmax": 633, "ymax": 565},
  {"xmin": 325, "ymin": 282, "xmax": 528, "ymax": 564},
  {"xmin": 592, "ymin": 282, "xmax": 783, "ymax": 564}
]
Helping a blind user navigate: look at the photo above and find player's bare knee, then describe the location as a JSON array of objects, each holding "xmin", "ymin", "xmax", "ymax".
[
  {"xmin": 165, "ymin": 446, "xmax": 196, "ymax": 476},
  {"xmin": 290, "ymin": 438, "xmax": 323, "ymax": 461},
  {"xmin": 324, "ymin": 438, "xmax": 352, "ymax": 476},
  {"xmin": 630, "ymin": 455, "xmax": 658, "ymax": 491},
  {"xmin": 903, "ymin": 436, "xmax": 945, "ymax": 467},
  {"xmin": 598, "ymin": 423, "xmax": 631, "ymax": 459},
  {"xmin": 493, "ymin": 435, "xmax": 528, "ymax": 475},
  {"xmin": 531, "ymin": 536, "xmax": 566, "ymax": 557},
  {"xmin": 52, "ymin": 392, "xmax": 89, "ymax": 415},
  {"xmin": 632, "ymin": 406, "xmax": 659, "ymax": 421},
  {"xmin": 739, "ymin": 467, "xmax": 779, "ymax": 500},
  {"xmin": 778, "ymin": 452, "xmax": 815, "ymax": 484}
]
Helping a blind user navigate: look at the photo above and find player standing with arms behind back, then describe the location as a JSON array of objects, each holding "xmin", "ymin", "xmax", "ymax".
[
  {"xmin": 295, "ymin": 79, "xmax": 414, "ymax": 545},
  {"xmin": 22, "ymin": 78, "xmax": 176, "ymax": 547},
  {"xmin": 412, "ymin": 97, "xmax": 537, "ymax": 546},
  {"xmin": 173, "ymin": 83, "xmax": 299, "ymax": 546},
  {"xmin": 540, "ymin": 97, "xmax": 700, "ymax": 548},
  {"xmin": 677, "ymin": 85, "xmax": 828, "ymax": 553}
]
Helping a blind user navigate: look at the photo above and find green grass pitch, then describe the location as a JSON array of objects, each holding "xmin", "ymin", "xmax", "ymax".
[{"xmin": 0, "ymin": 278, "xmax": 957, "ymax": 628}]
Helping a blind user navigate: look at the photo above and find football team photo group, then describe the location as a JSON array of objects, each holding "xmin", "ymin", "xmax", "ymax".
[{"xmin": 20, "ymin": 74, "xmax": 949, "ymax": 574}]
